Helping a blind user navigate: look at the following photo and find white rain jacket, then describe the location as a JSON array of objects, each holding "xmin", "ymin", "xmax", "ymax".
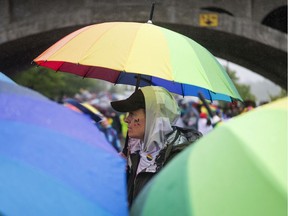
[{"xmin": 137, "ymin": 86, "xmax": 188, "ymax": 174}]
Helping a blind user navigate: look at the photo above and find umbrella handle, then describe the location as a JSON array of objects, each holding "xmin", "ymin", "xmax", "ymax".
[{"xmin": 135, "ymin": 74, "xmax": 141, "ymax": 91}]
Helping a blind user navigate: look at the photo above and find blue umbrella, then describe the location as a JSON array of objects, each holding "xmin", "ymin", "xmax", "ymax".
[
  {"xmin": 63, "ymin": 98, "xmax": 104, "ymax": 123},
  {"xmin": 0, "ymin": 81, "xmax": 128, "ymax": 216},
  {"xmin": 0, "ymin": 72, "xmax": 16, "ymax": 84},
  {"xmin": 0, "ymin": 79, "xmax": 48, "ymax": 101}
]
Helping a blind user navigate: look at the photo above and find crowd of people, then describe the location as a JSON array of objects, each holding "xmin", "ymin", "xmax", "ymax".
[
  {"xmin": 178, "ymin": 97, "xmax": 261, "ymax": 134},
  {"xmin": 61, "ymin": 89, "xmax": 125, "ymax": 153},
  {"xmin": 61, "ymin": 88, "xmax": 263, "ymax": 153},
  {"xmin": 60, "ymin": 87, "xmax": 265, "ymax": 207}
]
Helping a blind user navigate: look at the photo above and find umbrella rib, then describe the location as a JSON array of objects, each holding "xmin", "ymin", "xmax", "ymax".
[
  {"xmin": 139, "ymin": 76, "xmax": 152, "ymax": 85},
  {"xmin": 80, "ymin": 23, "xmax": 118, "ymax": 62},
  {"xmin": 82, "ymin": 65, "xmax": 91, "ymax": 78},
  {"xmin": 55, "ymin": 61, "xmax": 65, "ymax": 72},
  {"xmin": 208, "ymin": 90, "xmax": 213, "ymax": 102},
  {"xmin": 114, "ymin": 70, "xmax": 123, "ymax": 84},
  {"xmin": 181, "ymin": 83, "xmax": 184, "ymax": 97}
]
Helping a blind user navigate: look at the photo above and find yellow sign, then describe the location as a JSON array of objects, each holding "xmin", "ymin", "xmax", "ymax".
[{"xmin": 199, "ymin": 14, "xmax": 218, "ymax": 27}]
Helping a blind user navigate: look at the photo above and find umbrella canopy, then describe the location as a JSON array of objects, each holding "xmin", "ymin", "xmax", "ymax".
[
  {"xmin": 0, "ymin": 78, "xmax": 47, "ymax": 101},
  {"xmin": 0, "ymin": 72, "xmax": 16, "ymax": 84},
  {"xmin": 131, "ymin": 97, "xmax": 287, "ymax": 216},
  {"xmin": 0, "ymin": 81, "xmax": 128, "ymax": 216},
  {"xmin": 63, "ymin": 98, "xmax": 104, "ymax": 123},
  {"xmin": 34, "ymin": 22, "xmax": 241, "ymax": 102}
]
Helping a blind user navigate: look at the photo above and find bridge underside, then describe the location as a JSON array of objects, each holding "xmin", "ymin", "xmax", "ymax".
[{"xmin": 0, "ymin": 23, "xmax": 286, "ymax": 89}]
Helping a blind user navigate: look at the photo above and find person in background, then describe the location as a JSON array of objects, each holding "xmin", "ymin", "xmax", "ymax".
[
  {"xmin": 241, "ymin": 100, "xmax": 256, "ymax": 113},
  {"xmin": 97, "ymin": 117, "xmax": 122, "ymax": 152},
  {"xmin": 197, "ymin": 112, "xmax": 213, "ymax": 135},
  {"xmin": 180, "ymin": 101, "xmax": 199, "ymax": 129},
  {"xmin": 63, "ymin": 98, "xmax": 121, "ymax": 152}
]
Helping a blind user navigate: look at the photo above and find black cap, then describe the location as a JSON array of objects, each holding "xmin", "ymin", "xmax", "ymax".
[{"xmin": 111, "ymin": 89, "xmax": 145, "ymax": 112}]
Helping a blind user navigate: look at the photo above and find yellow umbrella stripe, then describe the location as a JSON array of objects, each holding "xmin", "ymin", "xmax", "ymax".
[
  {"xmin": 35, "ymin": 25, "xmax": 91, "ymax": 61},
  {"xmin": 125, "ymin": 23, "xmax": 174, "ymax": 80},
  {"xmin": 80, "ymin": 22, "xmax": 140, "ymax": 70}
]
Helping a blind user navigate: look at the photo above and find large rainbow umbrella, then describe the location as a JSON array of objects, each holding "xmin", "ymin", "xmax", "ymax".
[
  {"xmin": 0, "ymin": 80, "xmax": 128, "ymax": 216},
  {"xmin": 131, "ymin": 97, "xmax": 287, "ymax": 216},
  {"xmin": 34, "ymin": 22, "xmax": 241, "ymax": 102}
]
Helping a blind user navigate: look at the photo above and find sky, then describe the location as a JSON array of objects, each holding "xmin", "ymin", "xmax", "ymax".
[{"xmin": 217, "ymin": 58, "xmax": 283, "ymax": 102}]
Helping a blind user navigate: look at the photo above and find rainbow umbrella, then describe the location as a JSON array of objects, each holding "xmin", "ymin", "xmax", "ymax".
[
  {"xmin": 0, "ymin": 81, "xmax": 128, "ymax": 216},
  {"xmin": 33, "ymin": 22, "xmax": 241, "ymax": 102},
  {"xmin": 131, "ymin": 97, "xmax": 287, "ymax": 216}
]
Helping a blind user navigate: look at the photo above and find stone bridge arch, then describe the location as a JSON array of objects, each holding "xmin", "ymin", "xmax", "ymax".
[{"xmin": 0, "ymin": 0, "xmax": 286, "ymax": 89}]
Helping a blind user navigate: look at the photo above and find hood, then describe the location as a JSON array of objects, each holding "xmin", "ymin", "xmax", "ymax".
[{"xmin": 141, "ymin": 86, "xmax": 180, "ymax": 152}]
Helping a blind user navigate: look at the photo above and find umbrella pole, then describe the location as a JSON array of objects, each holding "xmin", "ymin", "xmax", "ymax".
[{"xmin": 135, "ymin": 74, "xmax": 141, "ymax": 91}]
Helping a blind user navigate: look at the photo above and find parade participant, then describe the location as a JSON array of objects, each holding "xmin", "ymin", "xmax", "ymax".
[{"xmin": 111, "ymin": 86, "xmax": 202, "ymax": 205}]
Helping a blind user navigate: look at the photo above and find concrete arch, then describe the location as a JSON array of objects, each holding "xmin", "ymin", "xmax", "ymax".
[
  {"xmin": 0, "ymin": 0, "xmax": 287, "ymax": 89},
  {"xmin": 262, "ymin": 6, "xmax": 287, "ymax": 33},
  {"xmin": 200, "ymin": 7, "xmax": 234, "ymax": 16}
]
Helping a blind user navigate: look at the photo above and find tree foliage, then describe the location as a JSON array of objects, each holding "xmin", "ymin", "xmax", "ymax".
[
  {"xmin": 13, "ymin": 66, "xmax": 112, "ymax": 101},
  {"xmin": 226, "ymin": 69, "xmax": 256, "ymax": 101},
  {"xmin": 13, "ymin": 65, "xmax": 260, "ymax": 104}
]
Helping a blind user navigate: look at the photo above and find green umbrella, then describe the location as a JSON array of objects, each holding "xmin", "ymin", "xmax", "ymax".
[{"xmin": 131, "ymin": 97, "xmax": 287, "ymax": 216}]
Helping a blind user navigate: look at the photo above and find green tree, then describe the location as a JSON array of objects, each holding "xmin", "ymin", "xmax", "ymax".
[
  {"xmin": 14, "ymin": 65, "xmax": 259, "ymax": 104},
  {"xmin": 226, "ymin": 69, "xmax": 256, "ymax": 101},
  {"xmin": 13, "ymin": 66, "xmax": 99, "ymax": 101}
]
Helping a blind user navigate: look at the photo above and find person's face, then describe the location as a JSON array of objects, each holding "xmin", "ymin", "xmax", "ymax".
[{"xmin": 124, "ymin": 108, "xmax": 146, "ymax": 140}]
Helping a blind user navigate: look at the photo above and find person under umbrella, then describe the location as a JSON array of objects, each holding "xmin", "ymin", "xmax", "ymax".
[
  {"xmin": 111, "ymin": 86, "xmax": 202, "ymax": 206},
  {"xmin": 97, "ymin": 117, "xmax": 122, "ymax": 152}
]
